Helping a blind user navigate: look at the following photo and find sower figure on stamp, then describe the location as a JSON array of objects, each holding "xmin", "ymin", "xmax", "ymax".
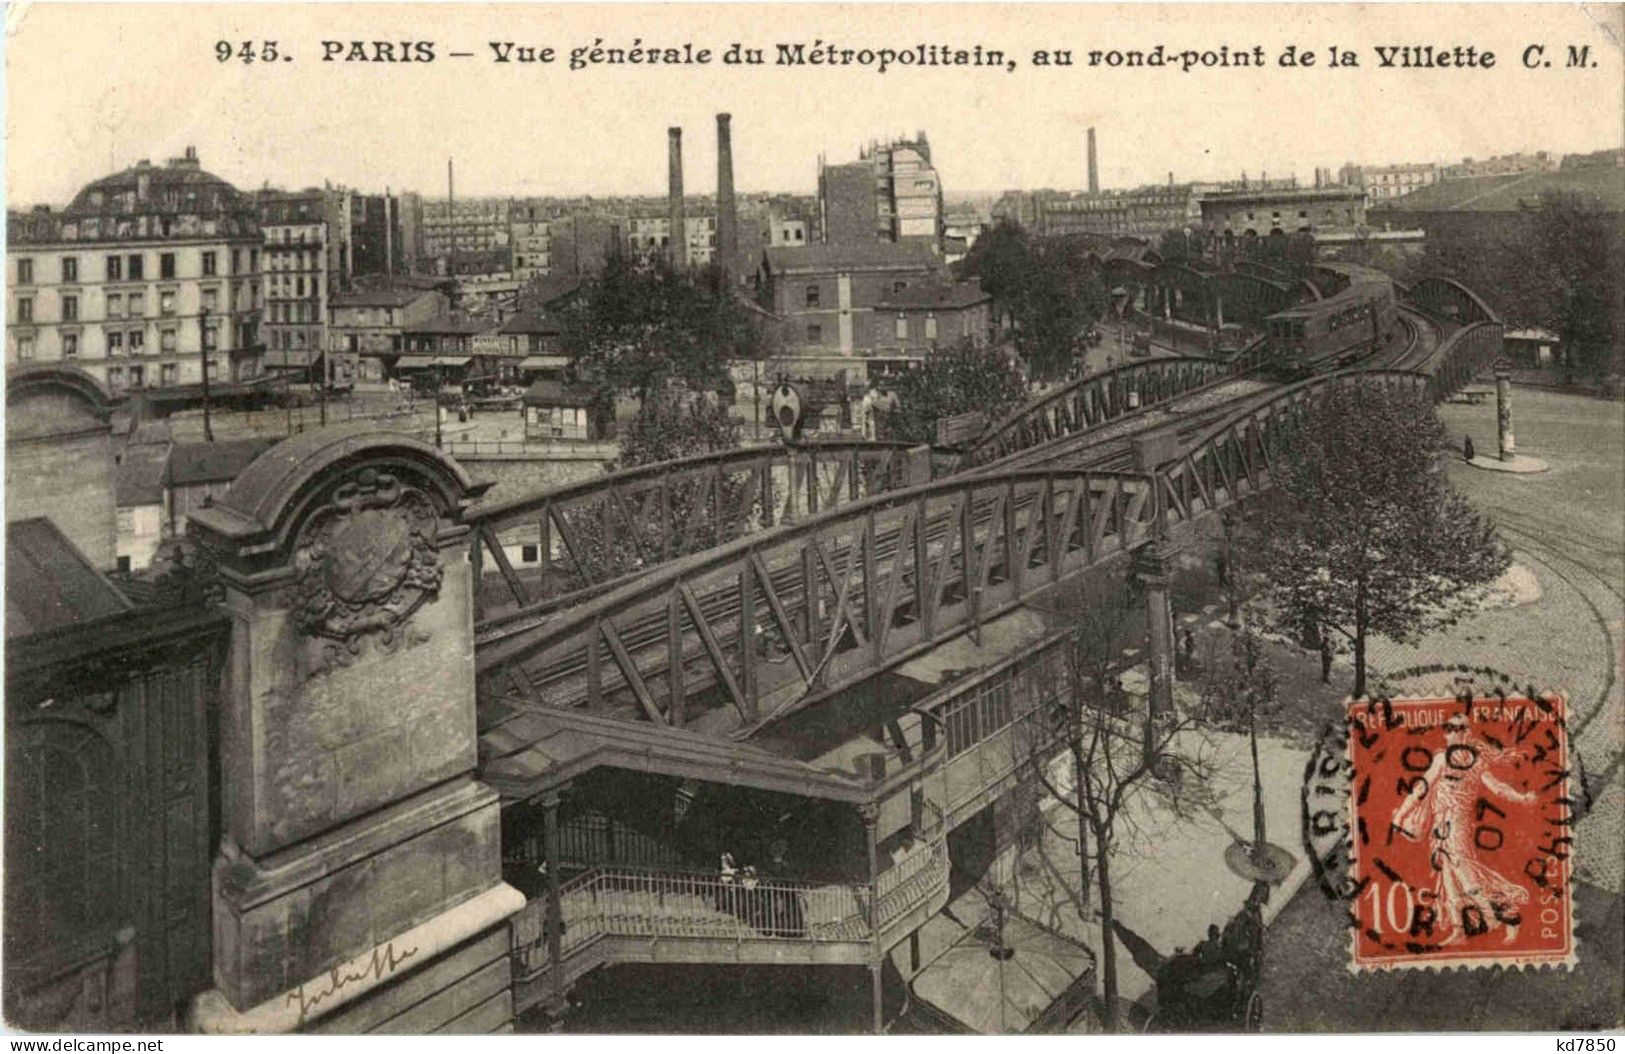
[{"xmin": 1390, "ymin": 715, "xmax": 1536, "ymax": 945}]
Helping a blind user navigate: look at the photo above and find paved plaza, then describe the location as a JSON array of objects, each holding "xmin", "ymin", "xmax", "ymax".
[{"xmin": 1258, "ymin": 387, "xmax": 1625, "ymax": 1031}]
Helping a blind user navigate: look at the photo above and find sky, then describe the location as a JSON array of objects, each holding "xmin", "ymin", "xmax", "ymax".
[{"xmin": 6, "ymin": 3, "xmax": 1623, "ymax": 207}]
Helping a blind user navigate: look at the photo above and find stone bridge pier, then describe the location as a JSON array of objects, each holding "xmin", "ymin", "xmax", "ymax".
[{"xmin": 186, "ymin": 427, "xmax": 524, "ymax": 1034}]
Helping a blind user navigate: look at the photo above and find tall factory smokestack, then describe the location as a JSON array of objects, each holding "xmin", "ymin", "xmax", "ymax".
[
  {"xmin": 1086, "ymin": 127, "xmax": 1099, "ymax": 195},
  {"xmin": 716, "ymin": 113, "xmax": 738, "ymax": 277},
  {"xmin": 668, "ymin": 127, "xmax": 687, "ymax": 269}
]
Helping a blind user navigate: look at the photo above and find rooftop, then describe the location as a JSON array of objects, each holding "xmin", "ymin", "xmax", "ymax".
[
  {"xmin": 164, "ymin": 437, "xmax": 278, "ymax": 488},
  {"xmin": 331, "ymin": 285, "xmax": 444, "ymax": 309},
  {"xmin": 1369, "ymin": 166, "xmax": 1625, "ymax": 213},
  {"xmin": 518, "ymin": 273, "xmax": 585, "ymax": 308},
  {"xmin": 522, "ymin": 379, "xmax": 598, "ymax": 407},
  {"xmin": 115, "ymin": 442, "xmax": 169, "ymax": 507},
  {"xmin": 498, "ymin": 306, "xmax": 562, "ymax": 335},
  {"xmin": 763, "ymin": 240, "xmax": 941, "ymax": 276},
  {"xmin": 1198, "ymin": 186, "xmax": 1364, "ymax": 206},
  {"xmin": 6, "ymin": 518, "xmax": 132, "ymax": 639},
  {"xmin": 405, "ymin": 313, "xmax": 501, "ymax": 336},
  {"xmin": 10, "ymin": 149, "xmax": 261, "ymax": 245}
]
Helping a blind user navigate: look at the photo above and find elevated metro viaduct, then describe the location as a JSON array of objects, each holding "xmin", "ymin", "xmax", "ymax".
[{"xmin": 1, "ymin": 277, "xmax": 1502, "ymax": 1034}]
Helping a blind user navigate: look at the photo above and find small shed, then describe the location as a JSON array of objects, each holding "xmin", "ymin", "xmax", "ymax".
[{"xmin": 522, "ymin": 380, "xmax": 602, "ymax": 441}]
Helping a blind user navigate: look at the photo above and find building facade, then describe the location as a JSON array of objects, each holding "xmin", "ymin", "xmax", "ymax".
[
  {"xmin": 626, "ymin": 212, "xmax": 718, "ymax": 268},
  {"xmin": 867, "ymin": 280, "xmax": 994, "ymax": 375},
  {"xmin": 1197, "ymin": 185, "xmax": 1367, "ymax": 236},
  {"xmin": 510, "ymin": 201, "xmax": 554, "ymax": 280},
  {"xmin": 7, "ymin": 149, "xmax": 265, "ymax": 393},
  {"xmin": 328, "ymin": 284, "xmax": 450, "ymax": 381},
  {"xmin": 818, "ymin": 162, "xmax": 880, "ymax": 246},
  {"xmin": 1440, "ymin": 151, "xmax": 1556, "ymax": 180},
  {"xmin": 418, "ymin": 196, "xmax": 512, "ymax": 270},
  {"xmin": 758, "ymin": 241, "xmax": 948, "ymax": 379},
  {"xmin": 818, "ymin": 136, "xmax": 944, "ymax": 249},
  {"xmin": 254, "ymin": 190, "xmax": 333, "ymax": 379},
  {"xmin": 1036, "ymin": 185, "xmax": 1203, "ymax": 238},
  {"xmin": 1338, "ymin": 162, "xmax": 1440, "ymax": 202}
]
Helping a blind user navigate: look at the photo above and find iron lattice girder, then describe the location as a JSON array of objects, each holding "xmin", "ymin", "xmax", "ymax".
[
  {"xmin": 473, "ymin": 311, "xmax": 1500, "ymax": 740},
  {"xmin": 469, "ymin": 439, "xmax": 927, "ymax": 627},
  {"xmin": 475, "ymin": 467, "xmax": 1163, "ymax": 734},
  {"xmin": 965, "ymin": 356, "xmax": 1228, "ymax": 468}
]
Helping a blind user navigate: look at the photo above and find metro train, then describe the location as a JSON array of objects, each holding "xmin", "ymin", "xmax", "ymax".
[{"xmin": 1260, "ymin": 263, "xmax": 1399, "ymax": 379}]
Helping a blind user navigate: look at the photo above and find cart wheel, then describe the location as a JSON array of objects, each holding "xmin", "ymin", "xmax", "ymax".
[{"xmin": 1244, "ymin": 991, "xmax": 1263, "ymax": 1032}]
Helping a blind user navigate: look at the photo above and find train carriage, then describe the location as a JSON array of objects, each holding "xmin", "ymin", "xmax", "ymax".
[{"xmin": 1263, "ymin": 264, "xmax": 1397, "ymax": 379}]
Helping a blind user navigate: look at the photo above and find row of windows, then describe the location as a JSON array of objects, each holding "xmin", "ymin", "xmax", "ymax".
[
  {"xmin": 270, "ymin": 328, "xmax": 315, "ymax": 350},
  {"xmin": 1232, "ymin": 207, "xmax": 1358, "ymax": 223},
  {"xmin": 14, "ymin": 324, "xmax": 205, "ymax": 361},
  {"xmin": 15, "ymin": 249, "xmax": 259, "ymax": 286},
  {"xmin": 804, "ymin": 314, "xmax": 949, "ymax": 344},
  {"xmin": 14, "ymin": 286, "xmax": 245, "ymax": 324},
  {"xmin": 264, "ymin": 250, "xmax": 321, "ymax": 272},
  {"xmin": 266, "ymin": 301, "xmax": 317, "ymax": 323},
  {"xmin": 803, "ymin": 279, "xmax": 914, "ymax": 308}
]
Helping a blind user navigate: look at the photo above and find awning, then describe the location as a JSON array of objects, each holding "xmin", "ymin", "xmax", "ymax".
[
  {"xmin": 433, "ymin": 356, "xmax": 472, "ymax": 368},
  {"xmin": 518, "ymin": 356, "xmax": 570, "ymax": 371},
  {"xmin": 393, "ymin": 355, "xmax": 439, "ymax": 370}
]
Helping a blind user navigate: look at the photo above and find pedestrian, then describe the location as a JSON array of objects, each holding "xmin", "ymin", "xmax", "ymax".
[
  {"xmin": 716, "ymin": 852, "xmax": 738, "ymax": 915},
  {"xmin": 1464, "ymin": 434, "xmax": 1475, "ymax": 462},
  {"xmin": 739, "ymin": 865, "xmax": 762, "ymax": 930}
]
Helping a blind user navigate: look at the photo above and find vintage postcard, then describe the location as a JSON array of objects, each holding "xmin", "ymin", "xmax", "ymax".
[{"xmin": 3, "ymin": 1, "xmax": 1621, "ymax": 1038}]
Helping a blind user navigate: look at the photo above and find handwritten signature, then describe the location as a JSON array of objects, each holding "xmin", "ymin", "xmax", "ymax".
[{"xmin": 286, "ymin": 941, "xmax": 419, "ymax": 1023}]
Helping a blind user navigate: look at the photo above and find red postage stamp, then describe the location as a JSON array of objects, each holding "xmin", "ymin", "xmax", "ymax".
[{"xmin": 1347, "ymin": 695, "xmax": 1575, "ymax": 971}]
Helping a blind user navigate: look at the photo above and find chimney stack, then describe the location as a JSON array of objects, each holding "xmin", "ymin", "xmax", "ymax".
[
  {"xmin": 1087, "ymin": 127, "xmax": 1099, "ymax": 195},
  {"xmin": 716, "ymin": 113, "xmax": 738, "ymax": 276},
  {"xmin": 668, "ymin": 127, "xmax": 687, "ymax": 269},
  {"xmin": 384, "ymin": 187, "xmax": 394, "ymax": 278}
]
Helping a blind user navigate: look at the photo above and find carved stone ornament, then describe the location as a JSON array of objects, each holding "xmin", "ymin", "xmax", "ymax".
[{"xmin": 291, "ymin": 467, "xmax": 443, "ymax": 652}]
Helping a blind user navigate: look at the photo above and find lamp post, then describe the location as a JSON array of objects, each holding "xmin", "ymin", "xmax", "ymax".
[
  {"xmin": 434, "ymin": 362, "xmax": 444, "ymax": 450},
  {"xmin": 199, "ymin": 307, "xmax": 215, "ymax": 442}
]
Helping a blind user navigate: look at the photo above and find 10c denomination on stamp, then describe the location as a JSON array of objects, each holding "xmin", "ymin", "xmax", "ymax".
[{"xmin": 1347, "ymin": 695, "xmax": 1575, "ymax": 971}]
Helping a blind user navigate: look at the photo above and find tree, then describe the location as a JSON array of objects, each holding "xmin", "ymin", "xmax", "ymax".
[
  {"xmin": 955, "ymin": 218, "xmax": 1032, "ymax": 330},
  {"xmin": 560, "ymin": 252, "xmax": 760, "ymax": 413},
  {"xmin": 1028, "ymin": 579, "xmax": 1214, "ymax": 1033},
  {"xmin": 958, "ymin": 225, "xmax": 1110, "ymax": 384},
  {"xmin": 612, "ymin": 388, "xmax": 739, "ymax": 471},
  {"xmin": 1015, "ymin": 240, "xmax": 1107, "ymax": 383},
  {"xmin": 1560, "ymin": 280, "xmax": 1613, "ymax": 384},
  {"xmin": 1416, "ymin": 191, "xmax": 1619, "ymax": 385},
  {"xmin": 1254, "ymin": 380, "xmax": 1510, "ymax": 698},
  {"xmin": 1195, "ymin": 626, "xmax": 1283, "ymax": 874},
  {"xmin": 885, "ymin": 339, "xmax": 1027, "ymax": 445}
]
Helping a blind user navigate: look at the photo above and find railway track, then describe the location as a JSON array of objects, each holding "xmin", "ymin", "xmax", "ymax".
[{"xmin": 478, "ymin": 294, "xmax": 1466, "ymax": 719}]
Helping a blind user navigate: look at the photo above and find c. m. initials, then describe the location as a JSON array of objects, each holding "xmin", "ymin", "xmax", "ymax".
[{"xmin": 286, "ymin": 941, "xmax": 420, "ymax": 1023}]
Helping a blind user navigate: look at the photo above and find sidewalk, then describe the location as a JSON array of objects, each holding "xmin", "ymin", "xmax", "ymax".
[{"xmin": 1014, "ymin": 716, "xmax": 1312, "ymax": 1017}]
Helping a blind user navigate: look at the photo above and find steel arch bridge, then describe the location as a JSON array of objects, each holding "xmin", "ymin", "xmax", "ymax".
[
  {"xmin": 958, "ymin": 355, "xmax": 1231, "ymax": 469},
  {"xmin": 467, "ymin": 439, "xmax": 931, "ymax": 626},
  {"xmin": 472, "ymin": 312, "xmax": 1501, "ymax": 736}
]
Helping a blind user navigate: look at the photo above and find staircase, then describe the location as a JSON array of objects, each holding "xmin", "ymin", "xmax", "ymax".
[{"xmin": 510, "ymin": 841, "xmax": 951, "ymax": 1015}]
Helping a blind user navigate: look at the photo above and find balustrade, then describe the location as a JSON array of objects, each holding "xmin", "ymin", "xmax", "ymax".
[{"xmin": 509, "ymin": 840, "xmax": 950, "ymax": 982}]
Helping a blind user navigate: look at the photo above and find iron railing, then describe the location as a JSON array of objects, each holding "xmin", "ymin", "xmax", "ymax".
[{"xmin": 510, "ymin": 840, "xmax": 950, "ymax": 979}]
